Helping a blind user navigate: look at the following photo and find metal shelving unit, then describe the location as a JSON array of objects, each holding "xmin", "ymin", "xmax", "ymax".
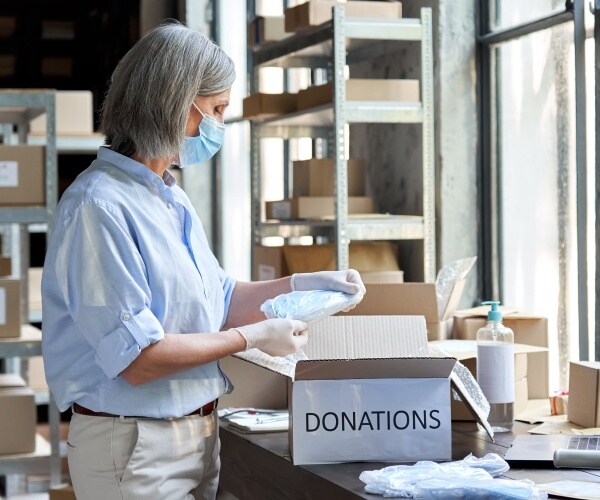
[
  {"xmin": 249, "ymin": 6, "xmax": 436, "ymax": 281},
  {"xmin": 0, "ymin": 90, "xmax": 61, "ymax": 494}
]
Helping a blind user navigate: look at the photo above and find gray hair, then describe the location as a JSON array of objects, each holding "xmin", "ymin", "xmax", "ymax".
[{"xmin": 100, "ymin": 21, "xmax": 235, "ymax": 159}]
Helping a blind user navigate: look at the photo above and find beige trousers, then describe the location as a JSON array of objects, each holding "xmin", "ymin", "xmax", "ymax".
[{"xmin": 67, "ymin": 411, "xmax": 220, "ymax": 500}]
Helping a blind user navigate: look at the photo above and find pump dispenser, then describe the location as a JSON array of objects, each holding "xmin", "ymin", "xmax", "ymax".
[{"xmin": 476, "ymin": 301, "xmax": 514, "ymax": 432}]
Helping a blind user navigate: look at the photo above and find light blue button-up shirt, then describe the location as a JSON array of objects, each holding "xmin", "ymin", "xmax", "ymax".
[{"xmin": 42, "ymin": 147, "xmax": 235, "ymax": 417}]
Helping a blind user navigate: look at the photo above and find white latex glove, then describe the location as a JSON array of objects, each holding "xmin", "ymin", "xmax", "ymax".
[
  {"xmin": 291, "ymin": 269, "xmax": 366, "ymax": 296},
  {"xmin": 232, "ymin": 318, "xmax": 308, "ymax": 357}
]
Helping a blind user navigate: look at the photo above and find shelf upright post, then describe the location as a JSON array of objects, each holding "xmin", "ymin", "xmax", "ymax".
[
  {"xmin": 421, "ymin": 8, "xmax": 436, "ymax": 283},
  {"xmin": 333, "ymin": 4, "xmax": 350, "ymax": 270}
]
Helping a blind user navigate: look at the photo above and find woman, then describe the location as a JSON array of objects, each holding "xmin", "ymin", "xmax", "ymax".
[{"xmin": 41, "ymin": 21, "xmax": 364, "ymax": 500}]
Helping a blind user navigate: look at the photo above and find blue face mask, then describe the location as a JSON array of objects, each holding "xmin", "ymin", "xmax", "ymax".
[{"xmin": 178, "ymin": 102, "xmax": 226, "ymax": 168}]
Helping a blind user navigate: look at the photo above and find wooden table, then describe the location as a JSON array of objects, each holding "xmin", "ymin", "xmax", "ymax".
[{"xmin": 219, "ymin": 421, "xmax": 600, "ymax": 499}]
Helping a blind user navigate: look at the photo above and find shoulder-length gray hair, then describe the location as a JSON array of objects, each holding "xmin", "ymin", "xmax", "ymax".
[{"xmin": 100, "ymin": 21, "xmax": 235, "ymax": 160}]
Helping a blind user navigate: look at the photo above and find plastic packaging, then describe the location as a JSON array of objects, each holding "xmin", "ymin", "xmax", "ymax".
[
  {"xmin": 260, "ymin": 289, "xmax": 364, "ymax": 323},
  {"xmin": 359, "ymin": 453, "xmax": 511, "ymax": 498},
  {"xmin": 413, "ymin": 477, "xmax": 548, "ymax": 499},
  {"xmin": 476, "ymin": 301, "xmax": 514, "ymax": 432}
]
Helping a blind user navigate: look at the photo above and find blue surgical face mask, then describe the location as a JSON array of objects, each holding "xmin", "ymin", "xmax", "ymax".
[{"xmin": 178, "ymin": 102, "xmax": 226, "ymax": 168}]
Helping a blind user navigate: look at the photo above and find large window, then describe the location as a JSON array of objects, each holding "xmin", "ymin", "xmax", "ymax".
[{"xmin": 480, "ymin": 0, "xmax": 596, "ymax": 390}]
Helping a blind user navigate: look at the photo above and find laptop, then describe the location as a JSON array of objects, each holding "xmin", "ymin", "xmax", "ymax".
[{"xmin": 504, "ymin": 434, "xmax": 600, "ymax": 468}]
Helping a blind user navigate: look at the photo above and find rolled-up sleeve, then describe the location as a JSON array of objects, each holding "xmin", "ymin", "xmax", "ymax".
[{"xmin": 55, "ymin": 203, "xmax": 164, "ymax": 379}]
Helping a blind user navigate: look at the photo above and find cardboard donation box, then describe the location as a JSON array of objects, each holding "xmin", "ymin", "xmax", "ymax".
[
  {"xmin": 0, "ymin": 278, "xmax": 20, "ymax": 338},
  {"xmin": 568, "ymin": 361, "xmax": 600, "ymax": 428},
  {"xmin": 234, "ymin": 315, "xmax": 491, "ymax": 465},
  {"xmin": 453, "ymin": 307, "xmax": 549, "ymax": 399},
  {"xmin": 252, "ymin": 241, "xmax": 399, "ymax": 281},
  {"xmin": 284, "ymin": 0, "xmax": 403, "ymax": 32},
  {"xmin": 0, "ymin": 145, "xmax": 45, "ymax": 205},
  {"xmin": 0, "ymin": 374, "xmax": 36, "ymax": 454}
]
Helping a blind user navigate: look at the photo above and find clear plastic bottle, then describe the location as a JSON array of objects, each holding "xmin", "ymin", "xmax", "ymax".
[{"xmin": 476, "ymin": 301, "xmax": 514, "ymax": 432}]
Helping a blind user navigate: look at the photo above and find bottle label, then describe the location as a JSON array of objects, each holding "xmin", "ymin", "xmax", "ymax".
[{"xmin": 477, "ymin": 343, "xmax": 515, "ymax": 404}]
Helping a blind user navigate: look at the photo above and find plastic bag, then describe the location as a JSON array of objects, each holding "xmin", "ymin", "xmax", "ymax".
[
  {"xmin": 359, "ymin": 453, "xmax": 512, "ymax": 498},
  {"xmin": 260, "ymin": 289, "xmax": 364, "ymax": 323}
]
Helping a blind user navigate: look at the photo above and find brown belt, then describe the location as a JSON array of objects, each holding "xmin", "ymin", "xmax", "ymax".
[{"xmin": 72, "ymin": 399, "xmax": 218, "ymax": 419}]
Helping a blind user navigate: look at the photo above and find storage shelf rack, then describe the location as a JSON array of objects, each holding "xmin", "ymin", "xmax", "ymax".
[
  {"xmin": 249, "ymin": 6, "xmax": 436, "ymax": 281},
  {"xmin": 0, "ymin": 90, "xmax": 61, "ymax": 493}
]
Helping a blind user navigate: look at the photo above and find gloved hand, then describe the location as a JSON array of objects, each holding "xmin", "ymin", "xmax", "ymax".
[
  {"xmin": 291, "ymin": 269, "xmax": 366, "ymax": 296},
  {"xmin": 232, "ymin": 318, "xmax": 308, "ymax": 357}
]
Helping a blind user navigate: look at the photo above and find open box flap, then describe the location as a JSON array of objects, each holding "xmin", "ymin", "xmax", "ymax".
[{"xmin": 294, "ymin": 357, "xmax": 457, "ymax": 381}]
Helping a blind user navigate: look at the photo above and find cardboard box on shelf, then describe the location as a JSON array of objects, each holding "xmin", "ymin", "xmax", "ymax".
[
  {"xmin": 49, "ymin": 484, "xmax": 76, "ymax": 500},
  {"xmin": 248, "ymin": 16, "xmax": 289, "ymax": 47},
  {"xmin": 233, "ymin": 315, "xmax": 490, "ymax": 465},
  {"xmin": 361, "ymin": 270, "xmax": 404, "ymax": 284},
  {"xmin": 0, "ymin": 278, "xmax": 20, "ymax": 338},
  {"xmin": 29, "ymin": 90, "xmax": 94, "ymax": 136},
  {"xmin": 297, "ymin": 79, "xmax": 420, "ymax": 110},
  {"xmin": 431, "ymin": 340, "xmax": 547, "ymax": 420},
  {"xmin": 266, "ymin": 196, "xmax": 373, "ymax": 220},
  {"xmin": 0, "ymin": 374, "xmax": 36, "ymax": 454},
  {"xmin": 0, "ymin": 16, "xmax": 16, "ymax": 38},
  {"xmin": 0, "ymin": 54, "xmax": 16, "ymax": 77},
  {"xmin": 568, "ymin": 361, "xmax": 600, "ymax": 428},
  {"xmin": 242, "ymin": 92, "xmax": 297, "ymax": 120},
  {"xmin": 252, "ymin": 241, "xmax": 399, "ymax": 281},
  {"xmin": 0, "ymin": 255, "xmax": 10, "ymax": 276},
  {"xmin": 292, "ymin": 158, "xmax": 366, "ymax": 197},
  {"xmin": 452, "ymin": 308, "xmax": 549, "ymax": 398},
  {"xmin": 40, "ymin": 56, "xmax": 73, "ymax": 78},
  {"xmin": 284, "ymin": 0, "xmax": 402, "ymax": 32},
  {"xmin": 0, "ymin": 145, "xmax": 45, "ymax": 206}
]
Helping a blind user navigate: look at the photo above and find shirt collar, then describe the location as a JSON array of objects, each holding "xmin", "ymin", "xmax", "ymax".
[{"xmin": 97, "ymin": 147, "xmax": 177, "ymax": 190}]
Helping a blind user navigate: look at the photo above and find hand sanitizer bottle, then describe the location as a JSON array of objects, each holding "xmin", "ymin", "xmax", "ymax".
[{"xmin": 476, "ymin": 301, "xmax": 514, "ymax": 432}]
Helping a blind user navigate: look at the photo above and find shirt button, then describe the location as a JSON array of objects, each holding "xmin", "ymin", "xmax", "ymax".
[
  {"xmin": 122, "ymin": 313, "xmax": 131, "ymax": 321},
  {"xmin": 167, "ymin": 202, "xmax": 173, "ymax": 209}
]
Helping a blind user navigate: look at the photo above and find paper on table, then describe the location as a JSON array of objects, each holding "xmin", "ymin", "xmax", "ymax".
[
  {"xmin": 220, "ymin": 408, "xmax": 289, "ymax": 433},
  {"xmin": 528, "ymin": 415, "xmax": 586, "ymax": 435},
  {"xmin": 538, "ymin": 480, "xmax": 600, "ymax": 499}
]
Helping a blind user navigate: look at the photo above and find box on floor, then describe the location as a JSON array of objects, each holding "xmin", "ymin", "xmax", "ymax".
[
  {"xmin": 230, "ymin": 315, "xmax": 491, "ymax": 465},
  {"xmin": 0, "ymin": 373, "xmax": 36, "ymax": 454},
  {"xmin": 568, "ymin": 361, "xmax": 600, "ymax": 428},
  {"xmin": 0, "ymin": 145, "xmax": 45, "ymax": 206},
  {"xmin": 252, "ymin": 241, "xmax": 400, "ymax": 281},
  {"xmin": 452, "ymin": 307, "xmax": 549, "ymax": 399},
  {"xmin": 429, "ymin": 339, "xmax": 548, "ymax": 420},
  {"xmin": 284, "ymin": 0, "xmax": 403, "ymax": 32}
]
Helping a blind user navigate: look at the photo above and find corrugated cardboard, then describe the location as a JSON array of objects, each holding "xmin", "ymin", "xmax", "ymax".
[
  {"xmin": 284, "ymin": 0, "xmax": 402, "ymax": 32},
  {"xmin": 0, "ymin": 255, "xmax": 10, "ymax": 276},
  {"xmin": 0, "ymin": 145, "xmax": 45, "ymax": 205},
  {"xmin": 49, "ymin": 484, "xmax": 76, "ymax": 500},
  {"xmin": 0, "ymin": 374, "xmax": 36, "ymax": 454},
  {"xmin": 266, "ymin": 196, "xmax": 373, "ymax": 219},
  {"xmin": 292, "ymin": 158, "xmax": 366, "ymax": 197},
  {"xmin": 568, "ymin": 361, "xmax": 600, "ymax": 428},
  {"xmin": 252, "ymin": 242, "xmax": 399, "ymax": 281},
  {"xmin": 297, "ymin": 79, "xmax": 420, "ymax": 110},
  {"xmin": 242, "ymin": 92, "xmax": 297, "ymax": 120},
  {"xmin": 248, "ymin": 16, "xmax": 289, "ymax": 47},
  {"xmin": 361, "ymin": 270, "xmax": 404, "ymax": 284},
  {"xmin": 452, "ymin": 309, "xmax": 549, "ymax": 398},
  {"xmin": 30, "ymin": 90, "xmax": 94, "ymax": 135},
  {"xmin": 432, "ymin": 340, "xmax": 547, "ymax": 420},
  {"xmin": 342, "ymin": 282, "xmax": 466, "ymax": 341},
  {"xmin": 0, "ymin": 278, "xmax": 20, "ymax": 338},
  {"xmin": 233, "ymin": 315, "xmax": 492, "ymax": 465}
]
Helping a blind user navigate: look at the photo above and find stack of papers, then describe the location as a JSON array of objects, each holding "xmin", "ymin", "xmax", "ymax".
[{"xmin": 219, "ymin": 408, "xmax": 289, "ymax": 433}]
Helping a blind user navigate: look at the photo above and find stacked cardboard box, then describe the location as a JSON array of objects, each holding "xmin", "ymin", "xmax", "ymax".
[
  {"xmin": 29, "ymin": 90, "xmax": 94, "ymax": 136},
  {"xmin": 0, "ymin": 277, "xmax": 21, "ymax": 338},
  {"xmin": 0, "ymin": 374, "xmax": 36, "ymax": 454},
  {"xmin": 0, "ymin": 145, "xmax": 45, "ymax": 206}
]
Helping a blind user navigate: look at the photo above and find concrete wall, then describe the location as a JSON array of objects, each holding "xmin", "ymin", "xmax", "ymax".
[{"xmin": 350, "ymin": 0, "xmax": 479, "ymax": 306}]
